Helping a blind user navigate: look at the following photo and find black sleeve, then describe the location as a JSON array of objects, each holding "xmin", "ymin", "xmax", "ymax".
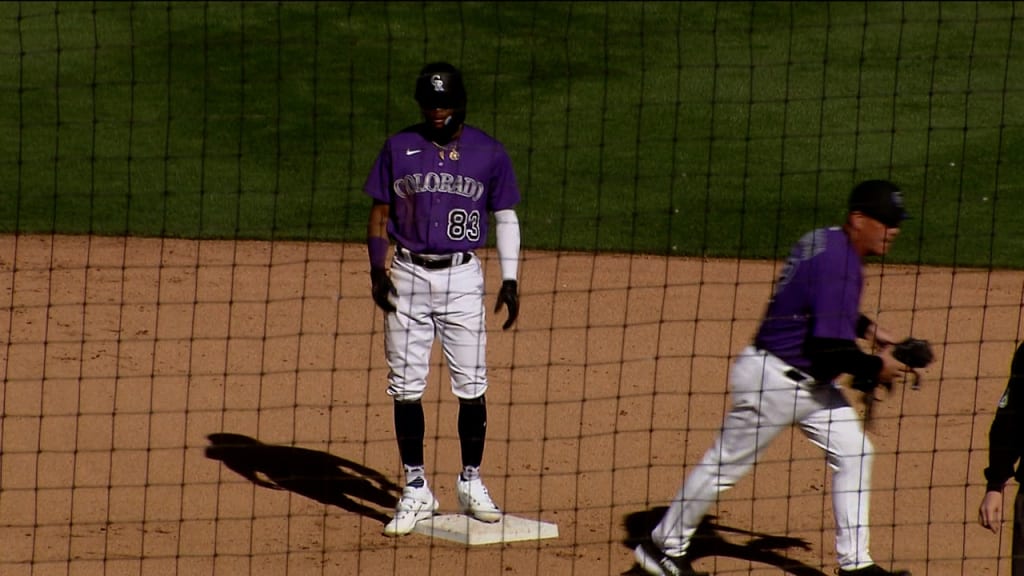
[
  {"xmin": 985, "ymin": 342, "xmax": 1024, "ymax": 492},
  {"xmin": 804, "ymin": 336, "xmax": 883, "ymax": 383},
  {"xmin": 856, "ymin": 314, "xmax": 873, "ymax": 339}
]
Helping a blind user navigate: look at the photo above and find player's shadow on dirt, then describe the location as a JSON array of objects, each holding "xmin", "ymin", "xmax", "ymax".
[
  {"xmin": 621, "ymin": 507, "xmax": 828, "ymax": 576},
  {"xmin": 204, "ymin": 433, "xmax": 400, "ymax": 525}
]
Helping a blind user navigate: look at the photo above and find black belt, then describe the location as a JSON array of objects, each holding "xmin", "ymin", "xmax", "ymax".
[
  {"xmin": 784, "ymin": 369, "xmax": 809, "ymax": 383},
  {"xmin": 756, "ymin": 347, "xmax": 815, "ymax": 384},
  {"xmin": 397, "ymin": 248, "xmax": 472, "ymax": 270}
]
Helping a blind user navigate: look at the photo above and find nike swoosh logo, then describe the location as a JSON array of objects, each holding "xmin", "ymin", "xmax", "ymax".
[{"xmin": 405, "ymin": 149, "xmax": 422, "ymax": 156}]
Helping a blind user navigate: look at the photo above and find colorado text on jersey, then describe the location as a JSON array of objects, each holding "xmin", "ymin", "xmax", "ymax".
[{"xmin": 392, "ymin": 171, "xmax": 485, "ymax": 201}]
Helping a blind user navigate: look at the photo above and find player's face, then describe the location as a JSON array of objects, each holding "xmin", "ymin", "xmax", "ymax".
[
  {"xmin": 854, "ymin": 213, "xmax": 900, "ymax": 256},
  {"xmin": 422, "ymin": 107, "xmax": 456, "ymax": 130}
]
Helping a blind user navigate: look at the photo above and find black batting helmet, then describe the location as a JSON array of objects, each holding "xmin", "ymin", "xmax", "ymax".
[{"xmin": 415, "ymin": 62, "xmax": 467, "ymax": 110}]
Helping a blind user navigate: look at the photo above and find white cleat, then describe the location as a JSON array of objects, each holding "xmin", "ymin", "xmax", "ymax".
[
  {"xmin": 383, "ymin": 480, "xmax": 440, "ymax": 537},
  {"xmin": 456, "ymin": 475, "xmax": 502, "ymax": 523}
]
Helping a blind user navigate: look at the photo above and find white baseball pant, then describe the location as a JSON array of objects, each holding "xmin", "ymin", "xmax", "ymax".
[
  {"xmin": 652, "ymin": 346, "xmax": 876, "ymax": 569},
  {"xmin": 384, "ymin": 253, "xmax": 488, "ymax": 402}
]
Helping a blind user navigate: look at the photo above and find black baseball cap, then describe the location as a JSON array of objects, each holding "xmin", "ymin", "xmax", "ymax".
[{"xmin": 848, "ymin": 179, "xmax": 910, "ymax": 228}]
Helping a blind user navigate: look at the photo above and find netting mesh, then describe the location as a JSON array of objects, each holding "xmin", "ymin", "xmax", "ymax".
[{"xmin": 1, "ymin": 2, "xmax": 1022, "ymax": 575}]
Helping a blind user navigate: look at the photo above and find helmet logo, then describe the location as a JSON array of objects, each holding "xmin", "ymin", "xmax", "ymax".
[{"xmin": 431, "ymin": 74, "xmax": 445, "ymax": 93}]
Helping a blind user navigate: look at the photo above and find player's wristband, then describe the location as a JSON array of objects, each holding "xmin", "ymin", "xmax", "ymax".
[{"xmin": 368, "ymin": 237, "xmax": 389, "ymax": 269}]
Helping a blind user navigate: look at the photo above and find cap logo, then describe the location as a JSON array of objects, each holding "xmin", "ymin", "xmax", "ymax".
[
  {"xmin": 891, "ymin": 190, "xmax": 904, "ymax": 208},
  {"xmin": 431, "ymin": 74, "xmax": 445, "ymax": 93}
]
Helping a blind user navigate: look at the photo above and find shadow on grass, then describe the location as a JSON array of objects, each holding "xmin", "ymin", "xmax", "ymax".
[
  {"xmin": 204, "ymin": 433, "xmax": 400, "ymax": 525},
  {"xmin": 621, "ymin": 507, "xmax": 828, "ymax": 576}
]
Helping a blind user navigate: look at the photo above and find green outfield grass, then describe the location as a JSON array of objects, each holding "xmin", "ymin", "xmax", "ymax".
[{"xmin": 2, "ymin": 1, "xmax": 1023, "ymax": 267}]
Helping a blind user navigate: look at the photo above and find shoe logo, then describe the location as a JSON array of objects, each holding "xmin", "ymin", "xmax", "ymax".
[
  {"xmin": 659, "ymin": 558, "xmax": 684, "ymax": 576},
  {"xmin": 405, "ymin": 148, "xmax": 422, "ymax": 156}
]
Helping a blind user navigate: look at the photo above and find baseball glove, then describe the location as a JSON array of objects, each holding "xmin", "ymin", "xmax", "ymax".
[
  {"xmin": 859, "ymin": 337, "xmax": 935, "ymax": 428},
  {"xmin": 494, "ymin": 279, "xmax": 519, "ymax": 330},
  {"xmin": 853, "ymin": 337, "xmax": 935, "ymax": 393},
  {"xmin": 890, "ymin": 337, "xmax": 935, "ymax": 389},
  {"xmin": 370, "ymin": 267, "xmax": 397, "ymax": 313}
]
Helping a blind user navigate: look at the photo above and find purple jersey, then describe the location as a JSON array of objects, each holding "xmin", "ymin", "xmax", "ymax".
[
  {"xmin": 754, "ymin": 227, "xmax": 863, "ymax": 373},
  {"xmin": 364, "ymin": 124, "xmax": 520, "ymax": 255}
]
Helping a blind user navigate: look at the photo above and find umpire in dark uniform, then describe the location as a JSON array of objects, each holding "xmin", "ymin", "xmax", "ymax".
[{"xmin": 979, "ymin": 340, "xmax": 1024, "ymax": 575}]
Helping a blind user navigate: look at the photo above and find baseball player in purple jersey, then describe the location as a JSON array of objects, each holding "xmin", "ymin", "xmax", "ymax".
[
  {"xmin": 635, "ymin": 180, "xmax": 914, "ymax": 576},
  {"xmin": 364, "ymin": 62, "xmax": 521, "ymax": 537}
]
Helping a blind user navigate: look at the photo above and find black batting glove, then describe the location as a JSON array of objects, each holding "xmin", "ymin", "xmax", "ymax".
[
  {"xmin": 494, "ymin": 279, "xmax": 519, "ymax": 330},
  {"xmin": 370, "ymin": 267, "xmax": 397, "ymax": 313}
]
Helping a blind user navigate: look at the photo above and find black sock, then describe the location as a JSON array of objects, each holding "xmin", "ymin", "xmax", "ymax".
[
  {"xmin": 393, "ymin": 401, "xmax": 425, "ymax": 469},
  {"xmin": 458, "ymin": 396, "xmax": 487, "ymax": 469}
]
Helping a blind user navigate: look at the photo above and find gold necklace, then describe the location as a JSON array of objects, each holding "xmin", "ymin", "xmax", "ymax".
[{"xmin": 431, "ymin": 140, "xmax": 459, "ymax": 161}]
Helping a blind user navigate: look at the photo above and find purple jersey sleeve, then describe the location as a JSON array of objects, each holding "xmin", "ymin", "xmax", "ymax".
[
  {"xmin": 754, "ymin": 227, "xmax": 862, "ymax": 371},
  {"xmin": 363, "ymin": 125, "xmax": 520, "ymax": 255}
]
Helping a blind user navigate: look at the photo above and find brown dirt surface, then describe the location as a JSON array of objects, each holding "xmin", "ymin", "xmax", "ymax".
[{"xmin": 1, "ymin": 234, "xmax": 1020, "ymax": 575}]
